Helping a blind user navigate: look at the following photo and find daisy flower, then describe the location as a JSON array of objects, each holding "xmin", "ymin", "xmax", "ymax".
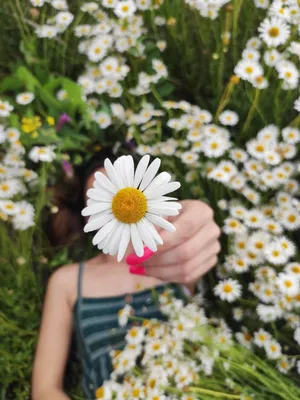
[
  {"xmin": 253, "ymin": 329, "xmax": 271, "ymax": 348},
  {"xmin": 6, "ymin": 128, "xmax": 20, "ymax": 143},
  {"xmin": 265, "ymin": 242, "xmax": 288, "ymax": 265},
  {"xmin": 246, "ymin": 36, "xmax": 262, "ymax": 49},
  {"xmin": 16, "ymin": 92, "xmax": 35, "ymax": 105},
  {"xmin": 214, "ymin": 279, "xmax": 242, "ymax": 302},
  {"xmin": 0, "ymin": 100, "xmax": 14, "ymax": 117},
  {"xmin": 234, "ymin": 60, "xmax": 263, "ymax": 81},
  {"xmin": 114, "ymin": 0, "xmax": 137, "ymax": 18},
  {"xmin": 94, "ymin": 112, "xmax": 112, "ymax": 128},
  {"xmin": 219, "ymin": 110, "xmax": 239, "ymax": 126},
  {"xmin": 258, "ymin": 17, "xmax": 290, "ymax": 47},
  {"xmin": 55, "ymin": 11, "xmax": 74, "ymax": 28},
  {"xmin": 265, "ymin": 340, "xmax": 282, "ymax": 359},
  {"xmin": 263, "ymin": 49, "xmax": 282, "ymax": 67},
  {"xmin": 181, "ymin": 151, "xmax": 199, "ymax": 165},
  {"xmin": 28, "ymin": 146, "xmax": 56, "ymax": 163},
  {"xmin": 282, "ymin": 127, "xmax": 300, "ymax": 144},
  {"xmin": 294, "ymin": 327, "xmax": 300, "ymax": 346},
  {"xmin": 277, "ymin": 273, "xmax": 299, "ymax": 296},
  {"xmin": 82, "ymin": 155, "xmax": 181, "ymax": 261},
  {"xmin": 294, "ymin": 96, "xmax": 300, "ymax": 112},
  {"xmin": 280, "ymin": 208, "xmax": 300, "ymax": 230}
]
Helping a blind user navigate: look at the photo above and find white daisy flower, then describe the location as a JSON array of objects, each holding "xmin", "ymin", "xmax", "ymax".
[
  {"xmin": 243, "ymin": 209, "xmax": 264, "ymax": 228},
  {"xmin": 35, "ymin": 25, "xmax": 59, "ymax": 39},
  {"xmin": 12, "ymin": 201, "xmax": 35, "ymax": 231},
  {"xmin": 203, "ymin": 136, "xmax": 230, "ymax": 158},
  {"xmin": 253, "ymin": 329, "xmax": 271, "ymax": 348},
  {"xmin": 294, "ymin": 327, "xmax": 300, "ymax": 346},
  {"xmin": 265, "ymin": 340, "xmax": 282, "ymax": 359},
  {"xmin": 214, "ymin": 279, "xmax": 242, "ymax": 302},
  {"xmin": 294, "ymin": 96, "xmax": 300, "ymax": 113},
  {"xmin": 253, "ymin": 0, "xmax": 269, "ymax": 9},
  {"xmin": 258, "ymin": 17, "xmax": 290, "ymax": 47},
  {"xmin": 28, "ymin": 146, "xmax": 56, "ymax": 163},
  {"xmin": 264, "ymin": 150, "xmax": 281, "ymax": 166},
  {"xmin": 82, "ymin": 155, "xmax": 181, "ymax": 261},
  {"xmin": 282, "ymin": 127, "xmax": 300, "ymax": 144},
  {"xmin": 0, "ymin": 179, "xmax": 22, "ymax": 199},
  {"xmin": 277, "ymin": 357, "xmax": 294, "ymax": 375},
  {"xmin": 277, "ymin": 273, "xmax": 300, "ymax": 296},
  {"xmin": 181, "ymin": 151, "xmax": 199, "ymax": 165},
  {"xmin": 257, "ymin": 304, "xmax": 282, "ymax": 322},
  {"xmin": 30, "ymin": 0, "xmax": 46, "ymax": 6},
  {"xmin": 285, "ymin": 262, "xmax": 300, "ymax": 277},
  {"xmin": 234, "ymin": 60, "xmax": 263, "ymax": 81},
  {"xmin": 114, "ymin": 0, "xmax": 137, "ymax": 18},
  {"xmin": 263, "ymin": 49, "xmax": 282, "ymax": 67},
  {"xmin": 246, "ymin": 36, "xmax": 262, "ymax": 49},
  {"xmin": 94, "ymin": 112, "xmax": 112, "ymax": 128},
  {"xmin": 102, "ymin": 0, "xmax": 118, "ymax": 7},
  {"xmin": 6, "ymin": 128, "xmax": 20, "ymax": 143},
  {"xmin": 265, "ymin": 242, "xmax": 288, "ymax": 265},
  {"xmin": 0, "ymin": 200, "xmax": 18, "ymax": 216},
  {"xmin": 51, "ymin": 0, "xmax": 68, "ymax": 10},
  {"xmin": 280, "ymin": 208, "xmax": 300, "ymax": 230},
  {"xmin": 16, "ymin": 92, "xmax": 35, "ymax": 105},
  {"xmin": 0, "ymin": 99, "xmax": 14, "ymax": 117},
  {"xmin": 218, "ymin": 110, "xmax": 239, "ymax": 126},
  {"xmin": 118, "ymin": 304, "xmax": 132, "ymax": 326},
  {"xmin": 87, "ymin": 40, "xmax": 108, "ymax": 62},
  {"xmin": 55, "ymin": 11, "xmax": 74, "ymax": 27}
]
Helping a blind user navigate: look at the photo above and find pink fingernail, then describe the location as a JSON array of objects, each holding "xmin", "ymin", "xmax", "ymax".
[
  {"xmin": 126, "ymin": 247, "xmax": 154, "ymax": 265},
  {"xmin": 129, "ymin": 265, "xmax": 146, "ymax": 275}
]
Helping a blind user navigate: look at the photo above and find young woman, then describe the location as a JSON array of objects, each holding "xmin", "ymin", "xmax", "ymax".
[{"xmin": 32, "ymin": 149, "xmax": 221, "ymax": 400}]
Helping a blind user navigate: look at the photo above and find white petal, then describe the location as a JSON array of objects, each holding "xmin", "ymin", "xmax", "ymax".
[
  {"xmin": 108, "ymin": 223, "xmax": 125, "ymax": 256},
  {"xmin": 92, "ymin": 218, "xmax": 118, "ymax": 245},
  {"xmin": 86, "ymin": 188, "xmax": 113, "ymax": 202},
  {"xmin": 147, "ymin": 205, "xmax": 179, "ymax": 216},
  {"xmin": 94, "ymin": 171, "xmax": 118, "ymax": 194},
  {"xmin": 125, "ymin": 155, "xmax": 134, "ymax": 187},
  {"xmin": 114, "ymin": 158, "xmax": 126, "ymax": 188},
  {"xmin": 131, "ymin": 223, "xmax": 144, "ymax": 257},
  {"xmin": 146, "ymin": 213, "xmax": 176, "ymax": 232},
  {"xmin": 139, "ymin": 158, "xmax": 161, "ymax": 192},
  {"xmin": 119, "ymin": 156, "xmax": 130, "ymax": 187},
  {"xmin": 137, "ymin": 220, "xmax": 157, "ymax": 252},
  {"xmin": 98, "ymin": 221, "xmax": 120, "ymax": 254},
  {"xmin": 147, "ymin": 196, "xmax": 178, "ymax": 203},
  {"xmin": 104, "ymin": 158, "xmax": 121, "ymax": 189},
  {"xmin": 143, "ymin": 172, "xmax": 171, "ymax": 197},
  {"xmin": 82, "ymin": 203, "xmax": 111, "ymax": 216},
  {"xmin": 117, "ymin": 224, "xmax": 131, "ymax": 262},
  {"xmin": 141, "ymin": 217, "xmax": 163, "ymax": 245},
  {"xmin": 84, "ymin": 213, "xmax": 113, "ymax": 232},
  {"xmin": 146, "ymin": 181, "xmax": 181, "ymax": 200},
  {"xmin": 148, "ymin": 201, "xmax": 182, "ymax": 210},
  {"xmin": 134, "ymin": 155, "xmax": 150, "ymax": 188}
]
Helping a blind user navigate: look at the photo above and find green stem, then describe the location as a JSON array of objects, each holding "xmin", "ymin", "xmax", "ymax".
[{"xmin": 242, "ymin": 88, "xmax": 260, "ymax": 135}]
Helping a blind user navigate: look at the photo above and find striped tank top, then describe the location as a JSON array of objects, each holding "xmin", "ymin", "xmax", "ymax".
[{"xmin": 73, "ymin": 262, "xmax": 187, "ymax": 399}]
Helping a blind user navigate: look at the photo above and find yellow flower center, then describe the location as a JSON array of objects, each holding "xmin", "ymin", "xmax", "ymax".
[
  {"xmin": 284, "ymin": 280, "xmax": 292, "ymax": 288},
  {"xmin": 223, "ymin": 284, "xmax": 233, "ymax": 293},
  {"xmin": 112, "ymin": 188, "xmax": 147, "ymax": 224},
  {"xmin": 268, "ymin": 27, "xmax": 279, "ymax": 37},
  {"xmin": 95, "ymin": 387, "xmax": 105, "ymax": 398},
  {"xmin": 288, "ymin": 214, "xmax": 296, "ymax": 223}
]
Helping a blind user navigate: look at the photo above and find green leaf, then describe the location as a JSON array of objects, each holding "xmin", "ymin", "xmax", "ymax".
[
  {"xmin": 16, "ymin": 66, "xmax": 40, "ymax": 91},
  {"xmin": 0, "ymin": 76, "xmax": 22, "ymax": 93},
  {"xmin": 156, "ymin": 81, "xmax": 175, "ymax": 97},
  {"xmin": 61, "ymin": 78, "xmax": 85, "ymax": 106}
]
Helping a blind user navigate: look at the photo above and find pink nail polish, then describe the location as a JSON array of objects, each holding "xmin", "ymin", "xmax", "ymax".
[
  {"xmin": 126, "ymin": 247, "xmax": 154, "ymax": 265},
  {"xmin": 129, "ymin": 265, "xmax": 146, "ymax": 276}
]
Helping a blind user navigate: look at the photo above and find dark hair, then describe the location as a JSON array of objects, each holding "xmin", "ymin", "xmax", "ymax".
[{"xmin": 47, "ymin": 147, "xmax": 117, "ymax": 248}]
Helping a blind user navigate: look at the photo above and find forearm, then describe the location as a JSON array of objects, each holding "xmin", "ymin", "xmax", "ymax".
[{"xmin": 32, "ymin": 388, "xmax": 71, "ymax": 400}]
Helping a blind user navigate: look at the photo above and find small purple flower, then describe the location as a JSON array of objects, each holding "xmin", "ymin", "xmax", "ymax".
[
  {"xmin": 56, "ymin": 113, "xmax": 71, "ymax": 131},
  {"xmin": 62, "ymin": 160, "xmax": 74, "ymax": 178}
]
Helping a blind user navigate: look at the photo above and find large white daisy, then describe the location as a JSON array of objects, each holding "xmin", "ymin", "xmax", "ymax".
[{"xmin": 82, "ymin": 155, "xmax": 181, "ymax": 261}]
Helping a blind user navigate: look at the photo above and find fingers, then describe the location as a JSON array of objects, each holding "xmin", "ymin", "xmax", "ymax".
[
  {"xmin": 150, "ymin": 200, "xmax": 215, "ymax": 257},
  {"xmin": 145, "ymin": 243, "xmax": 220, "ymax": 283},
  {"xmin": 146, "ymin": 220, "xmax": 221, "ymax": 267}
]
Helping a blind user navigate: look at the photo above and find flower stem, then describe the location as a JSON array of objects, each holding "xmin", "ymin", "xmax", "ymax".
[
  {"xmin": 242, "ymin": 88, "xmax": 260, "ymax": 135},
  {"xmin": 188, "ymin": 387, "xmax": 241, "ymax": 398}
]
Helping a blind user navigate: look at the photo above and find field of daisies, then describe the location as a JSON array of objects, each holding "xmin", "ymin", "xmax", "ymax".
[{"xmin": 1, "ymin": 0, "xmax": 300, "ymax": 399}]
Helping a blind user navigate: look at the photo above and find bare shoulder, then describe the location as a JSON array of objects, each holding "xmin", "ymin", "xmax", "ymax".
[{"xmin": 47, "ymin": 263, "xmax": 79, "ymax": 308}]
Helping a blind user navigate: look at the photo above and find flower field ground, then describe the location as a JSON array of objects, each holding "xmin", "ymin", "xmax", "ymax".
[{"xmin": 0, "ymin": 0, "xmax": 300, "ymax": 399}]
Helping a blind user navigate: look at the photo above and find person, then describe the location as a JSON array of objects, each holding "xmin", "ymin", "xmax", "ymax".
[{"xmin": 31, "ymin": 148, "xmax": 221, "ymax": 400}]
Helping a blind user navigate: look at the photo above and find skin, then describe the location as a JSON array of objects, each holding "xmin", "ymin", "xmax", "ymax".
[{"xmin": 31, "ymin": 168, "xmax": 221, "ymax": 400}]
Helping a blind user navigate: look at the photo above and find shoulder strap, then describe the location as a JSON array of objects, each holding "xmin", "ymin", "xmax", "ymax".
[{"xmin": 77, "ymin": 261, "xmax": 84, "ymax": 300}]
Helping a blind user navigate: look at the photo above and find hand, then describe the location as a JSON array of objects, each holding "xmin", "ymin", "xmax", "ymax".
[{"xmin": 142, "ymin": 200, "xmax": 221, "ymax": 284}]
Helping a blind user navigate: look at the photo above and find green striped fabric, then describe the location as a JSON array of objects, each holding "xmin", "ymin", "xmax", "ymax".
[{"xmin": 73, "ymin": 262, "xmax": 186, "ymax": 399}]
